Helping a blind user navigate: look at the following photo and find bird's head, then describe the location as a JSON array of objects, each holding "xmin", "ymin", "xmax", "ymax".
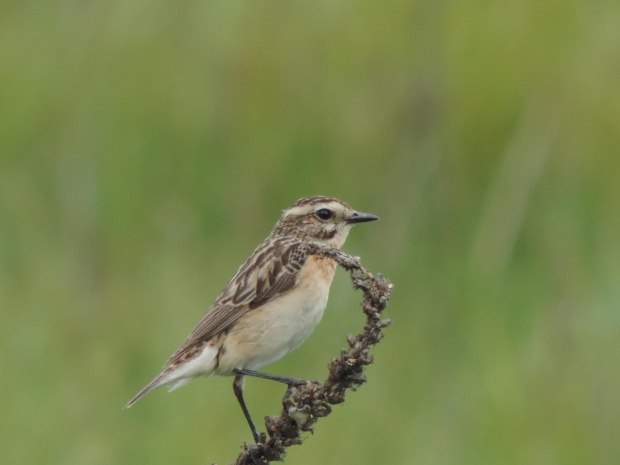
[{"xmin": 273, "ymin": 196, "xmax": 378, "ymax": 248}]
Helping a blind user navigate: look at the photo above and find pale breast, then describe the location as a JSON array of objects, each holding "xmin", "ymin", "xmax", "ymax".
[{"xmin": 217, "ymin": 256, "xmax": 337, "ymax": 373}]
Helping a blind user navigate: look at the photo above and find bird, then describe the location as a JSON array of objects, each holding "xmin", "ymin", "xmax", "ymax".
[{"xmin": 125, "ymin": 196, "xmax": 379, "ymax": 442}]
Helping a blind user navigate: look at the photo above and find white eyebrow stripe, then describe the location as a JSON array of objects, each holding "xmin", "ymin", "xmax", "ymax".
[
  {"xmin": 283, "ymin": 201, "xmax": 347, "ymax": 218},
  {"xmin": 320, "ymin": 201, "xmax": 346, "ymax": 212},
  {"xmin": 283, "ymin": 205, "xmax": 311, "ymax": 217}
]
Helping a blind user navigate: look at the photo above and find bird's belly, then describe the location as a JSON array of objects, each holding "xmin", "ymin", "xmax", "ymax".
[{"xmin": 218, "ymin": 276, "xmax": 332, "ymax": 373}]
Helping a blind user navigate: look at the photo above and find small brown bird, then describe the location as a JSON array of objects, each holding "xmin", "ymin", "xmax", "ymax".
[{"xmin": 125, "ymin": 196, "xmax": 378, "ymax": 442}]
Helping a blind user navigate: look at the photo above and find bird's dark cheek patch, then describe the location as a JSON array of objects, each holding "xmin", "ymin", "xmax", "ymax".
[{"xmin": 320, "ymin": 229, "xmax": 338, "ymax": 240}]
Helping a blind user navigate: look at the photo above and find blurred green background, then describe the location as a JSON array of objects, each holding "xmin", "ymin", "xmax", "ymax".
[{"xmin": 1, "ymin": 1, "xmax": 619, "ymax": 464}]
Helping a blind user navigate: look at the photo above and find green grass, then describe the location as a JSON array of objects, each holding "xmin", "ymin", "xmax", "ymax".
[{"xmin": 1, "ymin": 1, "xmax": 619, "ymax": 464}]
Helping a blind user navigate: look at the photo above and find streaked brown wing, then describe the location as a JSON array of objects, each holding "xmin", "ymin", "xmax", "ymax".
[{"xmin": 166, "ymin": 236, "xmax": 307, "ymax": 366}]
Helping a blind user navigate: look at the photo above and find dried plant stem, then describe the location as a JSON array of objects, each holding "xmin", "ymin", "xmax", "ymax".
[{"xmin": 230, "ymin": 245, "xmax": 393, "ymax": 465}]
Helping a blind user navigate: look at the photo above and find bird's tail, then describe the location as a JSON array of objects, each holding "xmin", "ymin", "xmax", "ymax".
[
  {"xmin": 125, "ymin": 345, "xmax": 219, "ymax": 408},
  {"xmin": 125, "ymin": 346, "xmax": 219, "ymax": 408},
  {"xmin": 125, "ymin": 370, "xmax": 170, "ymax": 409}
]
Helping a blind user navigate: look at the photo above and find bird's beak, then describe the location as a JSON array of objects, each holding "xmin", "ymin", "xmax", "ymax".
[{"xmin": 347, "ymin": 211, "xmax": 379, "ymax": 224}]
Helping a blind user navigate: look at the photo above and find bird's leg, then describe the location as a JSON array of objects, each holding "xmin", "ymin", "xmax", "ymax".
[
  {"xmin": 233, "ymin": 368, "xmax": 310, "ymax": 386},
  {"xmin": 232, "ymin": 375, "xmax": 260, "ymax": 443},
  {"xmin": 233, "ymin": 368, "xmax": 321, "ymax": 411}
]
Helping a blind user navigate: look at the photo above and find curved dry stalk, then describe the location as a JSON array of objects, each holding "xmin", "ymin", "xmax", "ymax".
[{"xmin": 229, "ymin": 245, "xmax": 393, "ymax": 465}]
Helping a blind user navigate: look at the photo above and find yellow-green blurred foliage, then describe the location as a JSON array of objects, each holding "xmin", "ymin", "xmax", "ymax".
[{"xmin": 1, "ymin": 1, "xmax": 619, "ymax": 464}]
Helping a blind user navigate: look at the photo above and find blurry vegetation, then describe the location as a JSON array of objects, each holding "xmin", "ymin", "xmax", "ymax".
[{"xmin": 1, "ymin": 1, "xmax": 619, "ymax": 464}]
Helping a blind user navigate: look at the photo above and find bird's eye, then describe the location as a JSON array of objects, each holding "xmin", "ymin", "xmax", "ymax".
[{"xmin": 315, "ymin": 208, "xmax": 333, "ymax": 221}]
